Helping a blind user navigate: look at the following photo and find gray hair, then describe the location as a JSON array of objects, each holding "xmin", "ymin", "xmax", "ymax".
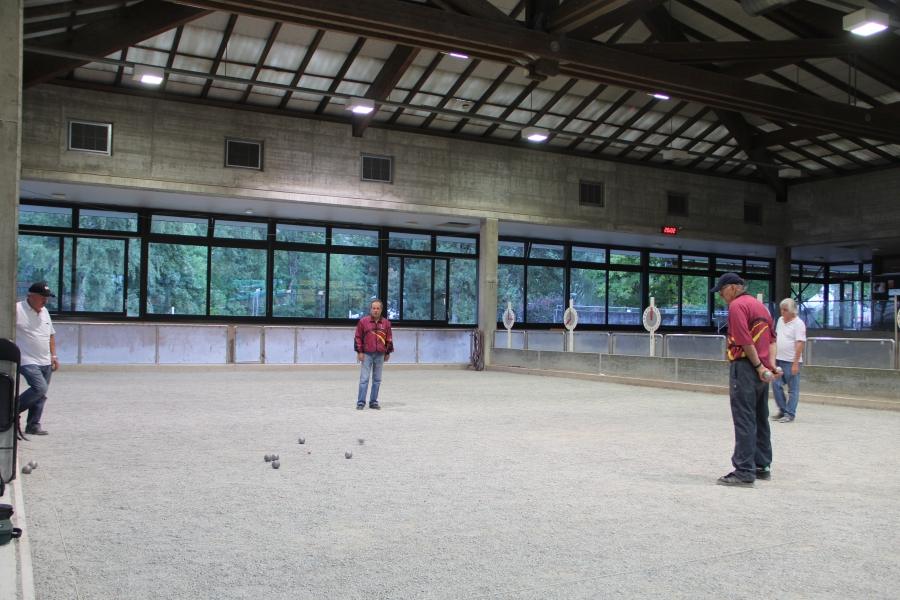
[{"xmin": 779, "ymin": 298, "xmax": 798, "ymax": 315}]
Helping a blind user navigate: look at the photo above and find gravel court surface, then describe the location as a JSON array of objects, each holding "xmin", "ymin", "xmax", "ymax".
[{"xmin": 15, "ymin": 368, "xmax": 900, "ymax": 599}]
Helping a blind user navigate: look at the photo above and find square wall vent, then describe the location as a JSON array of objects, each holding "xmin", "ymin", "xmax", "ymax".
[
  {"xmin": 361, "ymin": 155, "xmax": 392, "ymax": 183},
  {"xmin": 744, "ymin": 203, "xmax": 762, "ymax": 225},
  {"xmin": 226, "ymin": 139, "xmax": 263, "ymax": 170},
  {"xmin": 667, "ymin": 192, "xmax": 688, "ymax": 216},
  {"xmin": 68, "ymin": 120, "xmax": 112, "ymax": 155},
  {"xmin": 579, "ymin": 181, "xmax": 604, "ymax": 207}
]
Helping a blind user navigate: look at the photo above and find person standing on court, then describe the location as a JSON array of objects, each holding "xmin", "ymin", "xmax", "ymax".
[
  {"xmin": 16, "ymin": 282, "xmax": 60, "ymax": 436},
  {"xmin": 771, "ymin": 298, "xmax": 806, "ymax": 423},
  {"xmin": 354, "ymin": 299, "xmax": 393, "ymax": 410},
  {"xmin": 712, "ymin": 273, "xmax": 780, "ymax": 487}
]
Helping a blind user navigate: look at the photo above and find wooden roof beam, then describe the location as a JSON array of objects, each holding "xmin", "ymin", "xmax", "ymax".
[{"xmin": 352, "ymin": 44, "xmax": 420, "ymax": 137}]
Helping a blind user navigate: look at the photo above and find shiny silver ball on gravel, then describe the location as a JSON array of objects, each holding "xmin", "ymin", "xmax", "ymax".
[
  {"xmin": 28, "ymin": 461, "xmax": 38, "ymax": 469},
  {"xmin": 298, "ymin": 437, "xmax": 305, "ymax": 444},
  {"xmin": 345, "ymin": 451, "xmax": 353, "ymax": 459},
  {"xmin": 272, "ymin": 460, "xmax": 280, "ymax": 469},
  {"xmin": 271, "ymin": 454, "xmax": 279, "ymax": 461},
  {"xmin": 264, "ymin": 454, "xmax": 272, "ymax": 462},
  {"xmin": 22, "ymin": 465, "xmax": 32, "ymax": 474}
]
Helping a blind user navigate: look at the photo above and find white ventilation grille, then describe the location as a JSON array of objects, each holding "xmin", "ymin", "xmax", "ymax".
[
  {"xmin": 226, "ymin": 140, "xmax": 263, "ymax": 170},
  {"xmin": 361, "ymin": 155, "xmax": 392, "ymax": 183},
  {"xmin": 579, "ymin": 181, "xmax": 604, "ymax": 207},
  {"xmin": 68, "ymin": 120, "xmax": 111, "ymax": 155}
]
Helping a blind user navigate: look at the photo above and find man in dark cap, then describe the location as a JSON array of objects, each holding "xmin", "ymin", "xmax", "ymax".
[
  {"xmin": 16, "ymin": 282, "xmax": 59, "ymax": 435},
  {"xmin": 711, "ymin": 273, "xmax": 779, "ymax": 487}
]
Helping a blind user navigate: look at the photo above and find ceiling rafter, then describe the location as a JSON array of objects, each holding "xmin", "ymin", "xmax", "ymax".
[
  {"xmin": 387, "ymin": 52, "xmax": 445, "ymax": 125},
  {"xmin": 451, "ymin": 64, "xmax": 514, "ymax": 134},
  {"xmin": 24, "ymin": 0, "xmax": 124, "ymax": 20},
  {"xmin": 352, "ymin": 44, "xmax": 420, "ymax": 137},
  {"xmin": 684, "ymin": 133, "xmax": 733, "ymax": 169},
  {"xmin": 511, "ymin": 78, "xmax": 579, "ymax": 142},
  {"xmin": 421, "ymin": 59, "xmax": 482, "ymax": 129},
  {"xmin": 23, "ymin": 7, "xmax": 127, "ymax": 36},
  {"xmin": 315, "ymin": 36, "xmax": 367, "ymax": 114},
  {"xmin": 160, "ymin": 24, "xmax": 185, "ymax": 92},
  {"xmin": 641, "ymin": 107, "xmax": 711, "ymax": 162},
  {"xmin": 613, "ymin": 38, "xmax": 880, "ymax": 64},
  {"xmin": 782, "ymin": 141, "xmax": 851, "ymax": 172},
  {"xmin": 566, "ymin": 89, "xmax": 635, "ymax": 151},
  {"xmin": 240, "ymin": 21, "xmax": 282, "ymax": 103},
  {"xmin": 546, "ymin": 0, "xmax": 637, "ymax": 35},
  {"xmin": 564, "ymin": 0, "xmax": 669, "ymax": 41},
  {"xmin": 200, "ymin": 13, "xmax": 238, "ymax": 99},
  {"xmin": 592, "ymin": 99, "xmax": 661, "ymax": 155},
  {"xmin": 545, "ymin": 83, "xmax": 607, "ymax": 143},
  {"xmin": 481, "ymin": 79, "xmax": 540, "ymax": 137},
  {"xmin": 676, "ymin": 120, "xmax": 724, "ymax": 163},
  {"xmin": 616, "ymin": 100, "xmax": 689, "ymax": 159},
  {"xmin": 23, "ymin": 0, "xmax": 210, "ymax": 88},
  {"xmin": 277, "ymin": 28, "xmax": 324, "ymax": 110}
]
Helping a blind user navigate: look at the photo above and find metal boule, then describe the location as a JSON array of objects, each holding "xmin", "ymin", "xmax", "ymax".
[
  {"xmin": 272, "ymin": 460, "xmax": 280, "ymax": 469},
  {"xmin": 22, "ymin": 465, "xmax": 32, "ymax": 474},
  {"xmin": 264, "ymin": 454, "xmax": 272, "ymax": 462},
  {"xmin": 28, "ymin": 461, "xmax": 38, "ymax": 469},
  {"xmin": 345, "ymin": 451, "xmax": 352, "ymax": 459},
  {"xmin": 298, "ymin": 437, "xmax": 305, "ymax": 444},
  {"xmin": 271, "ymin": 454, "xmax": 279, "ymax": 461}
]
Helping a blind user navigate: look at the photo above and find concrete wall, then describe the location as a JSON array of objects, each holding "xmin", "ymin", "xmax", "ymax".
[
  {"xmin": 789, "ymin": 169, "xmax": 900, "ymax": 245},
  {"xmin": 20, "ymin": 85, "xmax": 787, "ymax": 245}
]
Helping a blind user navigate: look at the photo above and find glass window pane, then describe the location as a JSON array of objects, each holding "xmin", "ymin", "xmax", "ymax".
[
  {"xmin": 829, "ymin": 264, "xmax": 859, "ymax": 276},
  {"xmin": 498, "ymin": 241, "xmax": 525, "ymax": 258},
  {"xmin": 529, "ymin": 244, "xmax": 564, "ymax": 260},
  {"xmin": 74, "ymin": 238, "xmax": 125, "ymax": 312},
  {"xmin": 151, "ymin": 215, "xmax": 208, "ymax": 237},
  {"xmin": 608, "ymin": 270, "xmax": 641, "ymax": 325},
  {"xmin": 610, "ymin": 249, "xmax": 641, "ymax": 266},
  {"xmin": 649, "ymin": 273, "xmax": 678, "ymax": 326},
  {"xmin": 745, "ymin": 279, "xmax": 770, "ymax": 303},
  {"xmin": 526, "ymin": 265, "xmax": 564, "ymax": 323},
  {"xmin": 745, "ymin": 260, "xmax": 770, "ymax": 274},
  {"xmin": 497, "ymin": 264, "xmax": 524, "ymax": 322},
  {"xmin": 649, "ymin": 253, "xmax": 678, "ymax": 268},
  {"xmin": 17, "ymin": 234, "xmax": 60, "ymax": 312},
  {"xmin": 389, "ymin": 232, "xmax": 431, "ymax": 251},
  {"xmin": 803, "ymin": 265, "xmax": 824, "ymax": 278},
  {"xmin": 61, "ymin": 238, "xmax": 73, "ymax": 311},
  {"xmin": 681, "ymin": 275, "xmax": 709, "ymax": 327},
  {"xmin": 791, "ymin": 263, "xmax": 800, "ymax": 277},
  {"xmin": 276, "ymin": 224, "xmax": 325, "ymax": 244},
  {"xmin": 328, "ymin": 254, "xmax": 379, "ymax": 318},
  {"xmin": 449, "ymin": 259, "xmax": 476, "ymax": 324},
  {"xmin": 210, "ymin": 247, "xmax": 268, "ymax": 316},
  {"xmin": 333, "ymin": 228, "xmax": 378, "ymax": 248},
  {"xmin": 387, "ymin": 257, "xmax": 401, "ymax": 320},
  {"xmin": 273, "ymin": 251, "xmax": 326, "ymax": 317},
  {"xmin": 863, "ymin": 263, "xmax": 872, "ymax": 276},
  {"xmin": 716, "ymin": 257, "xmax": 742, "ymax": 272},
  {"xmin": 682, "ymin": 255, "xmax": 708, "ymax": 270},
  {"xmin": 127, "ymin": 239, "xmax": 141, "ymax": 317},
  {"xmin": 79, "ymin": 209, "xmax": 138, "ymax": 232},
  {"xmin": 214, "ymin": 220, "xmax": 268, "ymax": 241},
  {"xmin": 19, "ymin": 205, "xmax": 72, "ymax": 228},
  {"xmin": 147, "ymin": 243, "xmax": 208, "ymax": 315},
  {"xmin": 570, "ymin": 268, "xmax": 606, "ymax": 324},
  {"xmin": 436, "ymin": 236, "xmax": 476, "ymax": 255},
  {"xmin": 572, "ymin": 246, "xmax": 606, "ymax": 263},
  {"xmin": 434, "ymin": 260, "xmax": 447, "ymax": 321},
  {"xmin": 403, "ymin": 258, "xmax": 433, "ymax": 320},
  {"xmin": 793, "ymin": 282, "xmax": 824, "ymax": 328}
]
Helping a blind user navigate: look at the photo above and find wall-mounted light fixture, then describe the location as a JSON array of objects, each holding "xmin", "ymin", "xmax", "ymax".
[
  {"xmin": 132, "ymin": 65, "xmax": 164, "ymax": 85},
  {"xmin": 522, "ymin": 126, "xmax": 549, "ymax": 142},
  {"xmin": 346, "ymin": 97, "xmax": 375, "ymax": 114},
  {"xmin": 843, "ymin": 8, "xmax": 888, "ymax": 36}
]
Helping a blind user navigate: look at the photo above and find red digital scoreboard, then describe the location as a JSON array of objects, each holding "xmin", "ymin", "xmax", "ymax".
[{"xmin": 661, "ymin": 226, "xmax": 678, "ymax": 235}]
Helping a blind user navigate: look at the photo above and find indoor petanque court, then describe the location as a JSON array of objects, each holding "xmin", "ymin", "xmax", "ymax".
[
  {"xmin": 11, "ymin": 368, "xmax": 900, "ymax": 599},
  {"xmin": 4, "ymin": 0, "xmax": 900, "ymax": 596}
]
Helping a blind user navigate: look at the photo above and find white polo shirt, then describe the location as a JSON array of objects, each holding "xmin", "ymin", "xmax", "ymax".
[
  {"xmin": 775, "ymin": 315, "xmax": 806, "ymax": 363},
  {"xmin": 16, "ymin": 300, "xmax": 56, "ymax": 366}
]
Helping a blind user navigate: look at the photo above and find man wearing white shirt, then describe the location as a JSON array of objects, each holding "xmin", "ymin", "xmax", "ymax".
[
  {"xmin": 16, "ymin": 282, "xmax": 59, "ymax": 436},
  {"xmin": 772, "ymin": 298, "xmax": 806, "ymax": 423}
]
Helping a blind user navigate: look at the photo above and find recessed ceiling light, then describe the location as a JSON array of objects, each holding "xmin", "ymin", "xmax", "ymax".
[
  {"xmin": 651, "ymin": 93, "xmax": 670, "ymax": 100},
  {"xmin": 653, "ymin": 243, "xmax": 665, "ymax": 247},
  {"xmin": 447, "ymin": 52, "xmax": 469, "ymax": 59},
  {"xmin": 406, "ymin": 221, "xmax": 418, "ymax": 226},
  {"xmin": 245, "ymin": 209, "xmax": 253, "ymax": 215},
  {"xmin": 522, "ymin": 126, "xmax": 549, "ymax": 142},
  {"xmin": 51, "ymin": 193, "xmax": 66, "ymax": 199},
  {"xmin": 345, "ymin": 97, "xmax": 374, "ymax": 115},
  {"xmin": 132, "ymin": 65, "xmax": 164, "ymax": 85},
  {"xmin": 843, "ymin": 8, "xmax": 888, "ymax": 36}
]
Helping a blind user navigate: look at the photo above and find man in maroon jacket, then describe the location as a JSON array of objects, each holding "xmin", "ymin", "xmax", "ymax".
[
  {"xmin": 712, "ymin": 273, "xmax": 780, "ymax": 487},
  {"xmin": 354, "ymin": 299, "xmax": 393, "ymax": 410}
]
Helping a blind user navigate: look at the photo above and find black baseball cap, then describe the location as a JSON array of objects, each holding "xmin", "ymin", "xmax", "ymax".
[
  {"xmin": 28, "ymin": 282, "xmax": 56, "ymax": 297},
  {"xmin": 710, "ymin": 272, "xmax": 744, "ymax": 294}
]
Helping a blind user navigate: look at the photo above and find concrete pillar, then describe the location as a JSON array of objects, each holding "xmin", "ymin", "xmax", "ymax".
[
  {"xmin": 775, "ymin": 246, "xmax": 792, "ymax": 304},
  {"xmin": 0, "ymin": 0, "xmax": 23, "ymax": 341},
  {"xmin": 477, "ymin": 218, "xmax": 498, "ymax": 366}
]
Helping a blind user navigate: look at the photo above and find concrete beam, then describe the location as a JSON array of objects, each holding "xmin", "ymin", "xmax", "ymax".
[
  {"xmin": 477, "ymin": 218, "xmax": 498, "ymax": 366},
  {"xmin": 1, "ymin": 0, "xmax": 23, "ymax": 342}
]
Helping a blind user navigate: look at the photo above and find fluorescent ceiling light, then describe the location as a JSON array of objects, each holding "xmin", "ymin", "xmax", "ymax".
[
  {"xmin": 448, "ymin": 52, "xmax": 469, "ymax": 59},
  {"xmin": 132, "ymin": 65, "xmax": 164, "ymax": 85},
  {"xmin": 843, "ymin": 8, "xmax": 888, "ymax": 36},
  {"xmin": 346, "ymin": 97, "xmax": 374, "ymax": 114},
  {"xmin": 522, "ymin": 126, "xmax": 549, "ymax": 142},
  {"xmin": 778, "ymin": 168, "xmax": 802, "ymax": 179},
  {"xmin": 662, "ymin": 149, "xmax": 690, "ymax": 161},
  {"xmin": 652, "ymin": 93, "xmax": 670, "ymax": 100}
]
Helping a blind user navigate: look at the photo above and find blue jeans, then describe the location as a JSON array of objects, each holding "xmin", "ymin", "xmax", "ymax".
[
  {"xmin": 19, "ymin": 364, "xmax": 53, "ymax": 429},
  {"xmin": 358, "ymin": 352, "xmax": 385, "ymax": 406},
  {"xmin": 729, "ymin": 359, "xmax": 772, "ymax": 482},
  {"xmin": 772, "ymin": 359, "xmax": 801, "ymax": 417}
]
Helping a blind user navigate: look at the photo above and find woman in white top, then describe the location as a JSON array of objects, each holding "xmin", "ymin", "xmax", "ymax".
[{"xmin": 771, "ymin": 298, "xmax": 806, "ymax": 422}]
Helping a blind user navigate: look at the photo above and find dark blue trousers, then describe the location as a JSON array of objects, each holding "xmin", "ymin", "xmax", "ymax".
[{"xmin": 729, "ymin": 359, "xmax": 772, "ymax": 482}]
